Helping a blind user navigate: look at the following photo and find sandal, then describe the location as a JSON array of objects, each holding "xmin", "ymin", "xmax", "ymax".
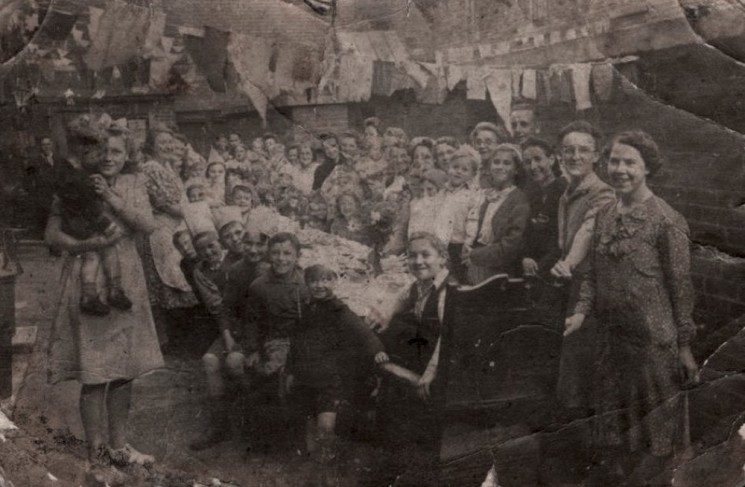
[{"xmin": 107, "ymin": 443, "xmax": 155, "ymax": 468}]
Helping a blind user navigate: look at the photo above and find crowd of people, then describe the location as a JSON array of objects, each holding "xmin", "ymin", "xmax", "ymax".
[{"xmin": 39, "ymin": 105, "xmax": 699, "ymax": 486}]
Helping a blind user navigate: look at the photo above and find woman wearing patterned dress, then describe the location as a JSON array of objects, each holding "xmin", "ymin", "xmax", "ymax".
[
  {"xmin": 565, "ymin": 130, "xmax": 698, "ymax": 484},
  {"xmin": 138, "ymin": 127, "xmax": 198, "ymax": 348}
]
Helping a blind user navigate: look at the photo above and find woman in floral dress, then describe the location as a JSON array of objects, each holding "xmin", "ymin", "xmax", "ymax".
[
  {"xmin": 138, "ymin": 127, "xmax": 198, "ymax": 347},
  {"xmin": 565, "ymin": 130, "xmax": 698, "ymax": 484}
]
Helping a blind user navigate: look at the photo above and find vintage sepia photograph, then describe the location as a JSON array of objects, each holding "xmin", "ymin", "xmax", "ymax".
[{"xmin": 1, "ymin": 0, "xmax": 745, "ymax": 485}]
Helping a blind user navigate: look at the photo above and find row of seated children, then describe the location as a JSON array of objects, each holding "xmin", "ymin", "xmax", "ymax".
[{"xmin": 173, "ymin": 222, "xmax": 388, "ymax": 464}]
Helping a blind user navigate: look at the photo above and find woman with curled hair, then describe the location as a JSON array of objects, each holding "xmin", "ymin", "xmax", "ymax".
[
  {"xmin": 139, "ymin": 126, "xmax": 198, "ymax": 349},
  {"xmin": 565, "ymin": 130, "xmax": 698, "ymax": 484},
  {"xmin": 463, "ymin": 143, "xmax": 530, "ymax": 284},
  {"xmin": 470, "ymin": 121, "xmax": 510, "ymax": 189},
  {"xmin": 46, "ymin": 125, "xmax": 163, "ymax": 474},
  {"xmin": 520, "ymin": 136, "xmax": 568, "ymax": 278}
]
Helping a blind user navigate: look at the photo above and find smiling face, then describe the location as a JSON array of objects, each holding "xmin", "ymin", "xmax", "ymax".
[
  {"xmin": 309, "ymin": 199, "xmax": 328, "ymax": 219},
  {"xmin": 195, "ymin": 236, "xmax": 223, "ymax": 266},
  {"xmin": 510, "ymin": 109, "xmax": 536, "ymax": 143},
  {"xmin": 447, "ymin": 156, "xmax": 475, "ymax": 188},
  {"xmin": 41, "ymin": 138, "xmax": 53, "ymax": 155},
  {"xmin": 243, "ymin": 230, "xmax": 267, "ymax": 263},
  {"xmin": 523, "ymin": 145, "xmax": 555, "ymax": 187},
  {"xmin": 413, "ymin": 145, "xmax": 435, "ymax": 172},
  {"xmin": 560, "ymin": 131, "xmax": 599, "ymax": 181},
  {"xmin": 340, "ymin": 136, "xmax": 359, "ymax": 161},
  {"xmin": 175, "ymin": 232, "xmax": 197, "ymax": 259},
  {"xmin": 435, "ymin": 143, "xmax": 456, "ymax": 169},
  {"xmin": 207, "ymin": 163, "xmax": 226, "ymax": 183},
  {"xmin": 287, "ymin": 147, "xmax": 299, "ymax": 166},
  {"xmin": 187, "ymin": 185, "xmax": 206, "ymax": 203},
  {"xmin": 307, "ymin": 274, "xmax": 336, "ymax": 301},
  {"xmin": 607, "ymin": 142, "xmax": 649, "ymax": 197},
  {"xmin": 269, "ymin": 240, "xmax": 298, "ymax": 276},
  {"xmin": 234, "ymin": 145, "xmax": 247, "ymax": 162},
  {"xmin": 219, "ymin": 222, "xmax": 245, "ymax": 255},
  {"xmin": 490, "ymin": 150, "xmax": 518, "ymax": 189},
  {"xmin": 264, "ymin": 137, "xmax": 276, "ymax": 152},
  {"xmin": 421, "ymin": 180, "xmax": 439, "ymax": 198},
  {"xmin": 407, "ymin": 237, "xmax": 446, "ymax": 282},
  {"xmin": 474, "ymin": 129, "xmax": 499, "ymax": 163},
  {"xmin": 216, "ymin": 136, "xmax": 228, "ymax": 151},
  {"xmin": 232, "ymin": 189, "xmax": 253, "ymax": 209},
  {"xmin": 299, "ymin": 145, "xmax": 314, "ymax": 167},
  {"xmin": 98, "ymin": 136, "xmax": 128, "ymax": 178},
  {"xmin": 337, "ymin": 194, "xmax": 358, "ymax": 219},
  {"xmin": 323, "ymin": 138, "xmax": 340, "ymax": 161},
  {"xmin": 228, "ymin": 134, "xmax": 241, "ymax": 149},
  {"xmin": 389, "ymin": 147, "xmax": 410, "ymax": 175},
  {"xmin": 154, "ymin": 132, "xmax": 172, "ymax": 160}
]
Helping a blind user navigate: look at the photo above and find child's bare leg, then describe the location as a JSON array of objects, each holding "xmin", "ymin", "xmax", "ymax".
[
  {"xmin": 101, "ymin": 245, "xmax": 132, "ymax": 310},
  {"xmin": 306, "ymin": 416, "xmax": 318, "ymax": 454},
  {"xmin": 202, "ymin": 353, "xmax": 224, "ymax": 398},
  {"xmin": 81, "ymin": 251, "xmax": 100, "ymax": 300},
  {"xmin": 317, "ymin": 412, "xmax": 337, "ymax": 440},
  {"xmin": 80, "ymin": 252, "xmax": 109, "ymax": 316}
]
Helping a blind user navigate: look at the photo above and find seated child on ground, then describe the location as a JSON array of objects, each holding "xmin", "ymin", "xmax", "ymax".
[
  {"xmin": 57, "ymin": 129, "xmax": 131, "ymax": 316},
  {"xmin": 188, "ymin": 231, "xmax": 246, "ymax": 451},
  {"xmin": 218, "ymin": 220, "xmax": 246, "ymax": 268},
  {"xmin": 172, "ymin": 229, "xmax": 200, "ymax": 293},
  {"xmin": 244, "ymin": 232, "xmax": 309, "ymax": 380},
  {"xmin": 287, "ymin": 264, "xmax": 386, "ymax": 460}
]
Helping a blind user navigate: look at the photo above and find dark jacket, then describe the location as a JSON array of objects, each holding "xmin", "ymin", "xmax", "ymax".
[
  {"xmin": 524, "ymin": 177, "xmax": 568, "ymax": 273},
  {"xmin": 290, "ymin": 297, "xmax": 384, "ymax": 387},
  {"xmin": 247, "ymin": 267, "xmax": 309, "ymax": 347},
  {"xmin": 312, "ymin": 154, "xmax": 347, "ymax": 191},
  {"xmin": 470, "ymin": 188, "xmax": 531, "ymax": 277}
]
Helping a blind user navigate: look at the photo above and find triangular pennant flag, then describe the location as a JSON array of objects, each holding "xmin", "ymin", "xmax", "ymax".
[
  {"xmin": 571, "ymin": 63, "xmax": 592, "ymax": 110},
  {"xmin": 484, "ymin": 68, "xmax": 512, "ymax": 129},
  {"xmin": 521, "ymin": 69, "xmax": 537, "ymax": 99},
  {"xmin": 591, "ymin": 63, "xmax": 614, "ymax": 101}
]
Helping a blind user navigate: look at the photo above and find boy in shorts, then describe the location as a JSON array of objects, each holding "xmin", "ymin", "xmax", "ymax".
[{"xmin": 287, "ymin": 264, "xmax": 385, "ymax": 463}]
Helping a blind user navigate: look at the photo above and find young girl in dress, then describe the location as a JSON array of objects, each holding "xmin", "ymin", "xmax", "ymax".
[{"xmin": 205, "ymin": 161, "xmax": 226, "ymax": 206}]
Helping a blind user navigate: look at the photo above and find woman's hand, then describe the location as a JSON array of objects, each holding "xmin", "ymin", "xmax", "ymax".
[
  {"xmin": 374, "ymin": 351, "xmax": 390, "ymax": 365},
  {"xmin": 365, "ymin": 308, "xmax": 385, "ymax": 333},
  {"xmin": 417, "ymin": 366, "xmax": 437, "ymax": 401},
  {"xmin": 89, "ymin": 174, "xmax": 120, "ymax": 204},
  {"xmin": 461, "ymin": 244, "xmax": 472, "ymax": 267},
  {"xmin": 223, "ymin": 330, "xmax": 237, "ymax": 353},
  {"xmin": 550, "ymin": 260, "xmax": 573, "ymax": 279},
  {"xmin": 91, "ymin": 226, "xmax": 125, "ymax": 248},
  {"xmin": 679, "ymin": 346, "xmax": 699, "ymax": 388},
  {"xmin": 522, "ymin": 258, "xmax": 539, "ymax": 276},
  {"xmin": 245, "ymin": 351, "xmax": 261, "ymax": 368},
  {"xmin": 564, "ymin": 313, "xmax": 585, "ymax": 337}
]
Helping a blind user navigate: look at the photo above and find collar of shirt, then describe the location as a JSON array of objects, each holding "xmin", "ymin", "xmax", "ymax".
[
  {"xmin": 444, "ymin": 180, "xmax": 472, "ymax": 193},
  {"xmin": 564, "ymin": 171, "xmax": 602, "ymax": 201},
  {"xmin": 414, "ymin": 269, "xmax": 450, "ymax": 321},
  {"xmin": 484, "ymin": 185, "xmax": 516, "ymax": 203},
  {"xmin": 266, "ymin": 266, "xmax": 304, "ymax": 284}
]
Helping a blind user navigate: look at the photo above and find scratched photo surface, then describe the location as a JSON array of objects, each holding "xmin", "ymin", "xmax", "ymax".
[{"xmin": 1, "ymin": 1, "xmax": 745, "ymax": 486}]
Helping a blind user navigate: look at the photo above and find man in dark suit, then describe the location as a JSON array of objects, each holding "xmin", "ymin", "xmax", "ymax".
[
  {"xmin": 24, "ymin": 137, "xmax": 69, "ymax": 239},
  {"xmin": 312, "ymin": 132, "xmax": 348, "ymax": 191}
]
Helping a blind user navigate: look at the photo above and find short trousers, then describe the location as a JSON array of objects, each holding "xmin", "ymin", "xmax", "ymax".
[
  {"xmin": 292, "ymin": 376, "xmax": 344, "ymax": 416},
  {"xmin": 253, "ymin": 338, "xmax": 291, "ymax": 377}
]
